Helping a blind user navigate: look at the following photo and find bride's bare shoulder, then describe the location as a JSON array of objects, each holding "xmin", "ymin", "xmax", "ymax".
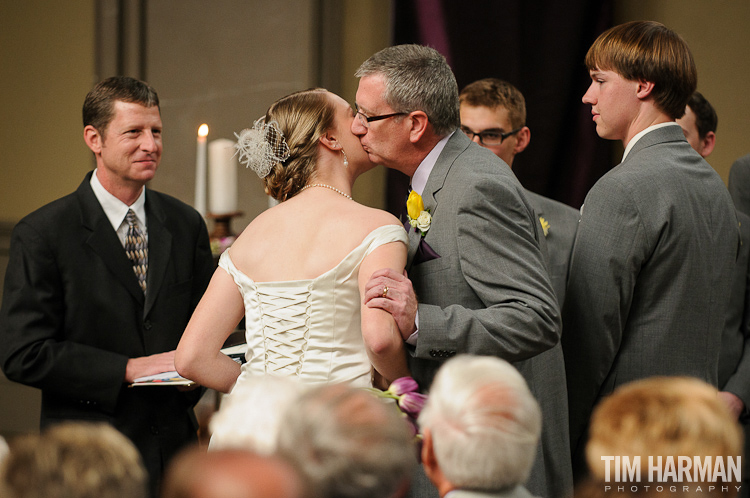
[{"xmin": 348, "ymin": 202, "xmax": 402, "ymax": 229}]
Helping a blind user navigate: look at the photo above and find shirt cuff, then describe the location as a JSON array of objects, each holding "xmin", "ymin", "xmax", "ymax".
[{"xmin": 406, "ymin": 310, "xmax": 419, "ymax": 346}]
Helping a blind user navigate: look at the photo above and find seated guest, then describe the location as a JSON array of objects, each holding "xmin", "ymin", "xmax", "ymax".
[
  {"xmin": 585, "ymin": 377, "xmax": 743, "ymax": 498},
  {"xmin": 208, "ymin": 375, "xmax": 304, "ymax": 453},
  {"xmin": 277, "ymin": 383, "xmax": 416, "ymax": 498},
  {"xmin": 0, "ymin": 422, "xmax": 148, "ymax": 498},
  {"xmin": 161, "ymin": 446, "xmax": 303, "ymax": 498},
  {"xmin": 418, "ymin": 355, "xmax": 542, "ymax": 498}
]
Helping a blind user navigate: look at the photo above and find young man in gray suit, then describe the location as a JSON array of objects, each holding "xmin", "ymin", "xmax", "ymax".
[
  {"xmin": 459, "ymin": 78, "xmax": 576, "ymax": 498},
  {"xmin": 0, "ymin": 76, "xmax": 215, "ymax": 496},
  {"xmin": 355, "ymin": 44, "xmax": 560, "ymax": 498},
  {"xmin": 562, "ymin": 21, "xmax": 740, "ymax": 477}
]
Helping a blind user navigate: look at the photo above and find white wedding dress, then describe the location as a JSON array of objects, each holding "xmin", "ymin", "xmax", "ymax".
[{"xmin": 219, "ymin": 224, "xmax": 408, "ymax": 389}]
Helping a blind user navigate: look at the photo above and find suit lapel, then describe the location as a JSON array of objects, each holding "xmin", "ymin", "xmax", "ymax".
[
  {"xmin": 406, "ymin": 226, "xmax": 421, "ymax": 269},
  {"xmin": 143, "ymin": 191, "xmax": 172, "ymax": 317},
  {"xmin": 405, "ymin": 132, "xmax": 469, "ymax": 268},
  {"xmin": 421, "ymin": 131, "xmax": 470, "ymax": 208},
  {"xmin": 78, "ymin": 175, "xmax": 145, "ymax": 306}
]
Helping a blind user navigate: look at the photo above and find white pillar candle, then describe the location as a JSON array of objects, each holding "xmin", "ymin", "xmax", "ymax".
[
  {"xmin": 208, "ymin": 138, "xmax": 238, "ymax": 215},
  {"xmin": 195, "ymin": 124, "xmax": 209, "ymax": 216}
]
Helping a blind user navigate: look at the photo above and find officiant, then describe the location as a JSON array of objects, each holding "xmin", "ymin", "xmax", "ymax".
[{"xmin": 0, "ymin": 76, "xmax": 214, "ymax": 496}]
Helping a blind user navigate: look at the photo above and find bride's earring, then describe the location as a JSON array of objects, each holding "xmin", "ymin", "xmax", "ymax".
[{"xmin": 341, "ymin": 148, "xmax": 349, "ymax": 168}]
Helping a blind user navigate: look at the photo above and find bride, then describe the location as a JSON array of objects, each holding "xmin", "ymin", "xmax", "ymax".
[{"xmin": 175, "ymin": 88, "xmax": 410, "ymax": 393}]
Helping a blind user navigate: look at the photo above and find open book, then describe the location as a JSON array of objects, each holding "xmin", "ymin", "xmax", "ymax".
[{"xmin": 130, "ymin": 344, "xmax": 248, "ymax": 387}]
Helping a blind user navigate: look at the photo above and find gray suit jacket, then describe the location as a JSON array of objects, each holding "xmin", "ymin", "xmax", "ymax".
[
  {"xmin": 406, "ymin": 132, "xmax": 566, "ymax": 498},
  {"xmin": 525, "ymin": 190, "xmax": 579, "ymax": 306},
  {"xmin": 521, "ymin": 191, "xmax": 578, "ymax": 498},
  {"xmin": 562, "ymin": 125, "xmax": 739, "ymax": 463},
  {"xmin": 729, "ymin": 154, "xmax": 750, "ymax": 217},
  {"xmin": 406, "ymin": 131, "xmax": 560, "ymax": 383},
  {"xmin": 721, "ymin": 210, "xmax": 750, "ymax": 408}
]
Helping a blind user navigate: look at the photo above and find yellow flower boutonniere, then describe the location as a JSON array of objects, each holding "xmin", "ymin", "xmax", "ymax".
[
  {"xmin": 539, "ymin": 216, "xmax": 550, "ymax": 237},
  {"xmin": 407, "ymin": 190, "xmax": 431, "ymax": 236}
]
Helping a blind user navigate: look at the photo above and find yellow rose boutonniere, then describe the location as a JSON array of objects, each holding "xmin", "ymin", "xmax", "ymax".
[
  {"xmin": 407, "ymin": 190, "xmax": 431, "ymax": 236},
  {"xmin": 539, "ymin": 216, "xmax": 550, "ymax": 237}
]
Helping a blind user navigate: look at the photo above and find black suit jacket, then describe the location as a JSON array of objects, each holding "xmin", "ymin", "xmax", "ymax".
[{"xmin": 0, "ymin": 172, "xmax": 214, "ymax": 491}]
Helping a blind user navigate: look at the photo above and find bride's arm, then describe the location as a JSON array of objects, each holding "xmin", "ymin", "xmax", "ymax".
[
  {"xmin": 359, "ymin": 240, "xmax": 411, "ymax": 387},
  {"xmin": 175, "ymin": 268, "xmax": 245, "ymax": 393}
]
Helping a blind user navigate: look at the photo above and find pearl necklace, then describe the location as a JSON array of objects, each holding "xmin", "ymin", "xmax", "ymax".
[{"xmin": 298, "ymin": 183, "xmax": 352, "ymax": 200}]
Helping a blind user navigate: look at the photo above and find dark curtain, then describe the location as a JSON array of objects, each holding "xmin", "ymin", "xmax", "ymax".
[{"xmin": 386, "ymin": 0, "xmax": 615, "ymax": 215}]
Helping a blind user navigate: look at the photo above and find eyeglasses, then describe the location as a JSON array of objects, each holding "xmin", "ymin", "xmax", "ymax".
[
  {"xmin": 355, "ymin": 104, "xmax": 407, "ymax": 128},
  {"xmin": 461, "ymin": 126, "xmax": 523, "ymax": 146}
]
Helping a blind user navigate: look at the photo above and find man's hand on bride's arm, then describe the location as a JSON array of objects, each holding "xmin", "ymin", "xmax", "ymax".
[{"xmin": 365, "ymin": 268, "xmax": 418, "ymax": 340}]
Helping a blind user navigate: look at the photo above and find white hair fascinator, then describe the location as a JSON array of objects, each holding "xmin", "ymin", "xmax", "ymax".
[{"xmin": 234, "ymin": 118, "xmax": 291, "ymax": 178}]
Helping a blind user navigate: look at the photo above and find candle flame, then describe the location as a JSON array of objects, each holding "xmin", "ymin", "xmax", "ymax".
[{"xmin": 198, "ymin": 124, "xmax": 209, "ymax": 137}]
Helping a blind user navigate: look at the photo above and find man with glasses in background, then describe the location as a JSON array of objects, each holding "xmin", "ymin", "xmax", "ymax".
[
  {"xmin": 356, "ymin": 44, "xmax": 561, "ymax": 498},
  {"xmin": 459, "ymin": 77, "xmax": 576, "ymax": 498},
  {"xmin": 460, "ymin": 78, "xmax": 579, "ymax": 305}
]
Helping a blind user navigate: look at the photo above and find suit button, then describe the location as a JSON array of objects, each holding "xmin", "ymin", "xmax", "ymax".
[
  {"xmin": 143, "ymin": 320, "xmax": 152, "ymax": 330},
  {"xmin": 150, "ymin": 426, "xmax": 159, "ymax": 435},
  {"xmin": 429, "ymin": 350, "xmax": 438, "ymax": 357}
]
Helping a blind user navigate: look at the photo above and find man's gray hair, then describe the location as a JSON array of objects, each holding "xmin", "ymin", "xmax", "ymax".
[
  {"xmin": 277, "ymin": 383, "xmax": 416, "ymax": 498},
  {"xmin": 209, "ymin": 375, "xmax": 304, "ymax": 454},
  {"xmin": 355, "ymin": 44, "xmax": 460, "ymax": 137},
  {"xmin": 418, "ymin": 355, "xmax": 541, "ymax": 491}
]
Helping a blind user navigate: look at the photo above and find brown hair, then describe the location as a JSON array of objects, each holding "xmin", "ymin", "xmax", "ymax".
[
  {"xmin": 585, "ymin": 21, "xmax": 697, "ymax": 120},
  {"xmin": 0, "ymin": 422, "xmax": 147, "ymax": 498},
  {"xmin": 687, "ymin": 91, "xmax": 718, "ymax": 139},
  {"xmin": 356, "ymin": 44, "xmax": 460, "ymax": 137},
  {"xmin": 261, "ymin": 88, "xmax": 335, "ymax": 202},
  {"xmin": 82, "ymin": 76, "xmax": 160, "ymax": 135},
  {"xmin": 459, "ymin": 78, "xmax": 526, "ymax": 130}
]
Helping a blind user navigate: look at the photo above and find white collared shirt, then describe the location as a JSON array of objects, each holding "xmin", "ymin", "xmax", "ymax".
[
  {"xmin": 622, "ymin": 122, "xmax": 680, "ymax": 162},
  {"xmin": 410, "ymin": 132, "xmax": 454, "ymax": 195},
  {"xmin": 90, "ymin": 169, "xmax": 147, "ymax": 247}
]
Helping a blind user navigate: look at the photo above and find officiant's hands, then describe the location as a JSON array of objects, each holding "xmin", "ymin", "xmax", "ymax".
[
  {"xmin": 124, "ymin": 350, "xmax": 176, "ymax": 384},
  {"xmin": 365, "ymin": 268, "xmax": 417, "ymax": 340}
]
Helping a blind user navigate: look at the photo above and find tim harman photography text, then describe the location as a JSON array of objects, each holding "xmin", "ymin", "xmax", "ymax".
[{"xmin": 600, "ymin": 455, "xmax": 742, "ymax": 493}]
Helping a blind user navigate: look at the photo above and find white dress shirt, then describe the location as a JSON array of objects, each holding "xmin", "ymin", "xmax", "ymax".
[{"xmin": 90, "ymin": 169, "xmax": 147, "ymax": 247}]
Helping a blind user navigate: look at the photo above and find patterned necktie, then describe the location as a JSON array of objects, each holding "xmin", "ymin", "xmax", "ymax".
[{"xmin": 125, "ymin": 209, "xmax": 148, "ymax": 293}]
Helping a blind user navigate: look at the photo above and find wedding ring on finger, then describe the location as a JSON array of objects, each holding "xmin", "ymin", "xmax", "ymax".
[{"xmin": 382, "ymin": 286, "xmax": 389, "ymax": 298}]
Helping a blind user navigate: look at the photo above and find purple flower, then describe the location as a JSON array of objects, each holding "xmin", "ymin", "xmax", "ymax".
[
  {"xmin": 387, "ymin": 377, "xmax": 419, "ymax": 397},
  {"xmin": 398, "ymin": 392, "xmax": 427, "ymax": 418}
]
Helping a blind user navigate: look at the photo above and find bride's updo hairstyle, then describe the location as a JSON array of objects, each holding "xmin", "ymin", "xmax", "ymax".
[{"xmin": 263, "ymin": 88, "xmax": 335, "ymax": 202}]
